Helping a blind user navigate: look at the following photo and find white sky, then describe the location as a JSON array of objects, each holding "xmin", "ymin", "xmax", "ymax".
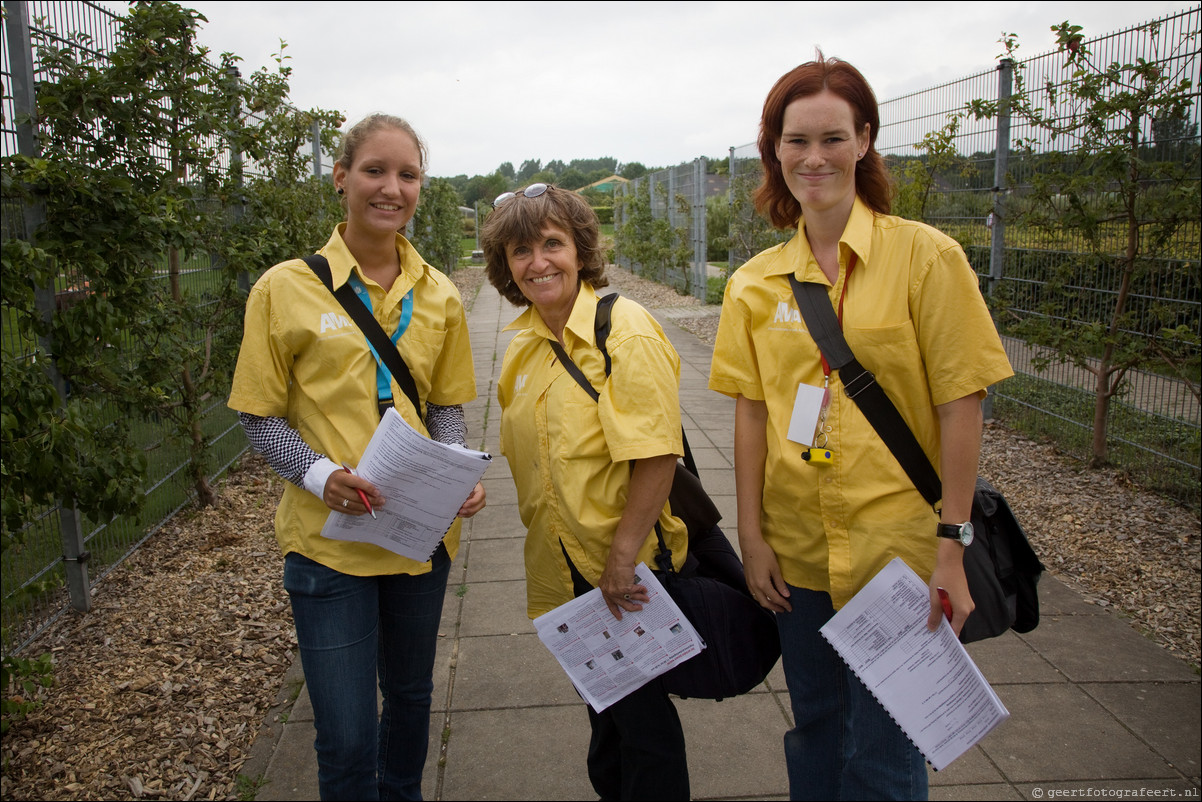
[{"xmin": 161, "ymin": 1, "xmax": 1190, "ymax": 178}]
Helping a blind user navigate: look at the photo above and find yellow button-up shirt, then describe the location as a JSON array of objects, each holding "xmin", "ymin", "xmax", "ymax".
[
  {"xmin": 709, "ymin": 199, "xmax": 1013, "ymax": 608},
  {"xmin": 229, "ymin": 224, "xmax": 477, "ymax": 576},
  {"xmin": 499, "ymin": 285, "xmax": 689, "ymax": 618}
]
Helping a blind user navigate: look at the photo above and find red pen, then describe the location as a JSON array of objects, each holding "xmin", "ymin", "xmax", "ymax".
[
  {"xmin": 936, "ymin": 587, "xmax": 953, "ymax": 623},
  {"xmin": 342, "ymin": 463, "xmax": 376, "ymax": 519}
]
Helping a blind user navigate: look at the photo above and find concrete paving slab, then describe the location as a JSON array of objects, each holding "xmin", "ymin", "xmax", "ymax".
[
  {"xmin": 676, "ymin": 693, "xmax": 790, "ymax": 799},
  {"xmin": 1080, "ymin": 681, "xmax": 1202, "ymax": 777},
  {"xmin": 461, "ymin": 537, "xmax": 527, "ymax": 583},
  {"xmin": 458, "ymin": 579, "xmax": 533, "ymax": 637},
  {"xmin": 983, "ymin": 683, "xmax": 1178, "ymax": 782},
  {"xmin": 438, "ymin": 707, "xmax": 595, "ymax": 801},
  {"xmin": 966, "ymin": 630, "xmax": 1068, "ymax": 684},
  {"xmin": 463, "ymin": 502, "xmax": 524, "ymax": 540},
  {"xmin": 928, "ymin": 743, "xmax": 1007, "ymax": 786},
  {"xmin": 451, "ymin": 633, "xmax": 581, "ymax": 710},
  {"xmin": 1019, "ymin": 614, "xmax": 1198, "ymax": 683}
]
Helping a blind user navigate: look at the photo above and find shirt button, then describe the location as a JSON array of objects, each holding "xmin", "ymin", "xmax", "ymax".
[{"xmin": 824, "ymin": 477, "xmax": 833, "ymax": 484}]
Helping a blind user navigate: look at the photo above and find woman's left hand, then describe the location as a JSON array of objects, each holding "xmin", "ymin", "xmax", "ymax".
[
  {"xmin": 457, "ymin": 482, "xmax": 486, "ymax": 518},
  {"xmin": 927, "ymin": 539, "xmax": 975, "ymax": 636},
  {"xmin": 599, "ymin": 560, "xmax": 649, "ymax": 621}
]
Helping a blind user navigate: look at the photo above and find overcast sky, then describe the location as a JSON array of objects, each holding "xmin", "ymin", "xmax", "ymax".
[{"xmin": 162, "ymin": 1, "xmax": 1189, "ymax": 178}]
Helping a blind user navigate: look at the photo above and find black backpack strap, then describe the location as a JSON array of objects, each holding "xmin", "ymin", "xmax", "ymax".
[
  {"xmin": 302, "ymin": 254, "xmax": 423, "ymax": 421},
  {"xmin": 788, "ymin": 274, "xmax": 942, "ymax": 509}
]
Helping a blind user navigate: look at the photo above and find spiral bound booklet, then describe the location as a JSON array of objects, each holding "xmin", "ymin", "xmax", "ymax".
[
  {"xmin": 321, "ymin": 406, "xmax": 491, "ymax": 561},
  {"xmin": 819, "ymin": 557, "xmax": 1009, "ymax": 771}
]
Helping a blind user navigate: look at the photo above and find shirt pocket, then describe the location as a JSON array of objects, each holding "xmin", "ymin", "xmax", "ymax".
[
  {"xmin": 844, "ymin": 321, "xmax": 932, "ymax": 413},
  {"xmin": 556, "ymin": 394, "xmax": 610, "ymax": 462},
  {"xmin": 400, "ymin": 323, "xmax": 448, "ymax": 396}
]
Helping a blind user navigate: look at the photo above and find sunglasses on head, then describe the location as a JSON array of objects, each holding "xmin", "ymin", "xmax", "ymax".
[{"xmin": 493, "ymin": 183, "xmax": 549, "ymax": 207}]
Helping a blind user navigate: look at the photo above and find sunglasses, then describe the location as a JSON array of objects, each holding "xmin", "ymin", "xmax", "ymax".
[{"xmin": 493, "ymin": 183, "xmax": 549, "ymax": 207}]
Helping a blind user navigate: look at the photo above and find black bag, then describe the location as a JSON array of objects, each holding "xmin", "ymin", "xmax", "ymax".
[
  {"xmin": 652, "ymin": 525, "xmax": 781, "ymax": 700},
  {"xmin": 959, "ymin": 477, "xmax": 1045, "ymax": 643},
  {"xmin": 549, "ymin": 292, "xmax": 781, "ymax": 699},
  {"xmin": 789, "ymin": 276, "xmax": 1045, "ymax": 644}
]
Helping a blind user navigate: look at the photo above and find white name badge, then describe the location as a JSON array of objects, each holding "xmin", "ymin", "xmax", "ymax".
[{"xmin": 787, "ymin": 383, "xmax": 828, "ymax": 447}]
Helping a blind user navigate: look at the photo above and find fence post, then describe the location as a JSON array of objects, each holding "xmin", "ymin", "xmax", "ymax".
[
  {"xmin": 223, "ymin": 64, "xmax": 250, "ymax": 294},
  {"xmin": 985, "ymin": 57, "xmax": 1014, "ymax": 422},
  {"xmin": 5, "ymin": 0, "xmax": 92, "ymax": 611},
  {"xmin": 311, "ymin": 117, "xmax": 322, "ymax": 179},
  {"xmin": 989, "ymin": 58, "xmax": 1013, "ymax": 294},
  {"xmin": 693, "ymin": 157, "xmax": 707, "ymax": 301}
]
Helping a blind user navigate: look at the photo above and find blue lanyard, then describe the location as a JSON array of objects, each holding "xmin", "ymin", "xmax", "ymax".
[{"xmin": 348, "ymin": 273, "xmax": 414, "ymax": 403}]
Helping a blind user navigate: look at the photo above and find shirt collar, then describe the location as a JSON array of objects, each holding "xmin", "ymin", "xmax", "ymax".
[
  {"xmin": 502, "ymin": 282, "xmax": 598, "ymax": 345},
  {"xmin": 320, "ymin": 223, "xmax": 429, "ymax": 291},
  {"xmin": 763, "ymin": 197, "xmax": 875, "ymax": 283}
]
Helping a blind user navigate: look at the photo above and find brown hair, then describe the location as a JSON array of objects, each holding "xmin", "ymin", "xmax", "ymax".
[
  {"xmin": 480, "ymin": 185, "xmax": 608, "ymax": 307},
  {"xmin": 335, "ymin": 113, "xmax": 428, "ymax": 176},
  {"xmin": 754, "ymin": 53, "xmax": 892, "ymax": 229}
]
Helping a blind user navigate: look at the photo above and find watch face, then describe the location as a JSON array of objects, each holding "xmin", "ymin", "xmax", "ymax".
[{"xmin": 960, "ymin": 521, "xmax": 974, "ymax": 547}]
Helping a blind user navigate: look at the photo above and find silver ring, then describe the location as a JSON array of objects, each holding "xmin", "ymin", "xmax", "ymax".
[
  {"xmin": 342, "ymin": 498, "xmax": 349, "ymax": 508},
  {"xmin": 623, "ymin": 594, "xmax": 631, "ymax": 600}
]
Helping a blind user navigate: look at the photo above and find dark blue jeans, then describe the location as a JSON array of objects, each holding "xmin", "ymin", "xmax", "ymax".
[
  {"xmin": 283, "ymin": 545, "xmax": 450, "ymax": 801},
  {"xmin": 777, "ymin": 585, "xmax": 928, "ymax": 801}
]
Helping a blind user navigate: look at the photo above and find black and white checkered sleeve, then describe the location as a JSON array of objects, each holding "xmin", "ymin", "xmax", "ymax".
[
  {"xmin": 239, "ymin": 412, "xmax": 322, "ymax": 487},
  {"xmin": 425, "ymin": 403, "xmax": 467, "ymax": 447}
]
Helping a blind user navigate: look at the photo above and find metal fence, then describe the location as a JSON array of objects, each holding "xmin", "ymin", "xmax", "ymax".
[
  {"xmin": 0, "ymin": 0, "xmax": 329, "ymax": 655},
  {"xmin": 614, "ymin": 158, "xmax": 710, "ymax": 299},
  {"xmin": 631, "ymin": 7, "xmax": 1201, "ymax": 506}
]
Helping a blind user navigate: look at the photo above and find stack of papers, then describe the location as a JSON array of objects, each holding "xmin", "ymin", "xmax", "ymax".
[
  {"xmin": 533, "ymin": 564, "xmax": 705, "ymax": 712},
  {"xmin": 820, "ymin": 557, "xmax": 1010, "ymax": 771},
  {"xmin": 321, "ymin": 406, "xmax": 491, "ymax": 561}
]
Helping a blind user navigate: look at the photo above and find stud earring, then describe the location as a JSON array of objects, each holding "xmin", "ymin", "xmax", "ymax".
[{"xmin": 337, "ymin": 187, "xmax": 344, "ymax": 195}]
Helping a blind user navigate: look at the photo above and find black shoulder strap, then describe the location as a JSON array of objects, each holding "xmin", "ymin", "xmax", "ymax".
[
  {"xmin": 303, "ymin": 254, "xmax": 423, "ymax": 420},
  {"xmin": 787, "ymin": 274, "xmax": 943, "ymax": 509}
]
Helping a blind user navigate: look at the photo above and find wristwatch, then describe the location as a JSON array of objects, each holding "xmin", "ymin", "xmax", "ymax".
[{"xmin": 937, "ymin": 521, "xmax": 974, "ymax": 547}]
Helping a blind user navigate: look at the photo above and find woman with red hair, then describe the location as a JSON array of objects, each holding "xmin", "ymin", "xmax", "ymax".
[{"xmin": 709, "ymin": 55, "xmax": 1012, "ymax": 800}]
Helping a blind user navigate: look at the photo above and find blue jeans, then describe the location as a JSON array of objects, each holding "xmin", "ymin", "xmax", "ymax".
[
  {"xmin": 283, "ymin": 545, "xmax": 450, "ymax": 801},
  {"xmin": 776, "ymin": 585, "xmax": 927, "ymax": 801}
]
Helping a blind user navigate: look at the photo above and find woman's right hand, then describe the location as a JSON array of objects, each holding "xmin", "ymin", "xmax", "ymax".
[
  {"xmin": 740, "ymin": 531, "xmax": 792, "ymax": 613},
  {"xmin": 323, "ymin": 469, "xmax": 384, "ymax": 516}
]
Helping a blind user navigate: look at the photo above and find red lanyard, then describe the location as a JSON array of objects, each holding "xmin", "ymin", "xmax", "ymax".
[{"xmin": 818, "ymin": 253, "xmax": 858, "ymax": 379}]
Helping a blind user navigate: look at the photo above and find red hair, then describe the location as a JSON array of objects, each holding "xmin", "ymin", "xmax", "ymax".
[{"xmin": 754, "ymin": 53, "xmax": 892, "ymax": 229}]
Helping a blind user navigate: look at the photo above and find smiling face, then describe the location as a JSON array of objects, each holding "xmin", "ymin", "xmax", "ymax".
[
  {"xmin": 505, "ymin": 222, "xmax": 582, "ymax": 328},
  {"xmin": 775, "ymin": 89, "xmax": 870, "ymax": 221},
  {"xmin": 332, "ymin": 126, "xmax": 422, "ymax": 240}
]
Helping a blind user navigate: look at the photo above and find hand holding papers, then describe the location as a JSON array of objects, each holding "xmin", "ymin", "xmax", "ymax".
[
  {"xmin": 321, "ymin": 407, "xmax": 491, "ymax": 561},
  {"xmin": 819, "ymin": 557, "xmax": 1009, "ymax": 771},
  {"xmin": 534, "ymin": 564, "xmax": 705, "ymax": 713}
]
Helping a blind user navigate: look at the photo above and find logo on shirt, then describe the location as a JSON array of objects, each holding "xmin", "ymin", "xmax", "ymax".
[
  {"xmin": 319, "ymin": 311, "xmax": 354, "ymax": 333},
  {"xmin": 773, "ymin": 301, "xmax": 802, "ymax": 325},
  {"xmin": 514, "ymin": 374, "xmax": 528, "ymax": 394}
]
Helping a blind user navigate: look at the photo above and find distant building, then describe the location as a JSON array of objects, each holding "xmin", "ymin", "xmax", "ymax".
[{"xmin": 581, "ymin": 174, "xmax": 629, "ymax": 193}]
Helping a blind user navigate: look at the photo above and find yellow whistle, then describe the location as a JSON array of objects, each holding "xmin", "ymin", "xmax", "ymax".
[{"xmin": 803, "ymin": 447, "xmax": 834, "ymax": 464}]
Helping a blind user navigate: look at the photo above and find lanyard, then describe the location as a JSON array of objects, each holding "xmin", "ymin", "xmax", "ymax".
[
  {"xmin": 812, "ymin": 253, "xmax": 857, "ymax": 450},
  {"xmin": 347, "ymin": 273, "xmax": 413, "ymax": 403}
]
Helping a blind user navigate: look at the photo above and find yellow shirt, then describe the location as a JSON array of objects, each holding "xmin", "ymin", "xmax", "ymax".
[
  {"xmin": 498, "ymin": 285, "xmax": 689, "ymax": 618},
  {"xmin": 228, "ymin": 224, "xmax": 477, "ymax": 575},
  {"xmin": 709, "ymin": 199, "xmax": 1013, "ymax": 608}
]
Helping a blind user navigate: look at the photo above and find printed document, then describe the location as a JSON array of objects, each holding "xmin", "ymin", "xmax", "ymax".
[
  {"xmin": 321, "ymin": 406, "xmax": 491, "ymax": 561},
  {"xmin": 533, "ymin": 564, "xmax": 705, "ymax": 713},
  {"xmin": 819, "ymin": 557, "xmax": 1009, "ymax": 771}
]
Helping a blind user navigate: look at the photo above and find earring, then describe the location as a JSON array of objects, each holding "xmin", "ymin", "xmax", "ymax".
[{"xmin": 337, "ymin": 187, "xmax": 344, "ymax": 195}]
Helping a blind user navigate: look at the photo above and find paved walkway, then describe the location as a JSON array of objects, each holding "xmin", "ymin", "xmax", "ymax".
[{"xmin": 242, "ymin": 278, "xmax": 1200, "ymax": 801}]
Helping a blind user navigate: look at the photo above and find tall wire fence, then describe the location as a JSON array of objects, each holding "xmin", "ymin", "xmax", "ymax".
[
  {"xmin": 1, "ymin": 0, "xmax": 332, "ymax": 655},
  {"xmin": 624, "ymin": 7, "xmax": 1201, "ymax": 507}
]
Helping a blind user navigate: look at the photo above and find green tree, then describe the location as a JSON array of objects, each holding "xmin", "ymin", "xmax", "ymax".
[
  {"xmin": 1, "ymin": 1, "xmax": 344, "ymax": 547},
  {"xmin": 969, "ymin": 21, "xmax": 1201, "ymax": 467},
  {"xmin": 619, "ymin": 162, "xmax": 648, "ymax": 179},
  {"xmin": 517, "ymin": 159, "xmax": 542, "ymax": 180},
  {"xmin": 497, "ymin": 161, "xmax": 515, "ymax": 179},
  {"xmin": 410, "ymin": 178, "xmax": 464, "ymax": 273}
]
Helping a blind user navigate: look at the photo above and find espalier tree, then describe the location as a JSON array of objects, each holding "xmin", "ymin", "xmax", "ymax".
[
  {"xmin": 968, "ymin": 21, "xmax": 1201, "ymax": 467},
  {"xmin": 1, "ymin": 1, "xmax": 343, "ymax": 549}
]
